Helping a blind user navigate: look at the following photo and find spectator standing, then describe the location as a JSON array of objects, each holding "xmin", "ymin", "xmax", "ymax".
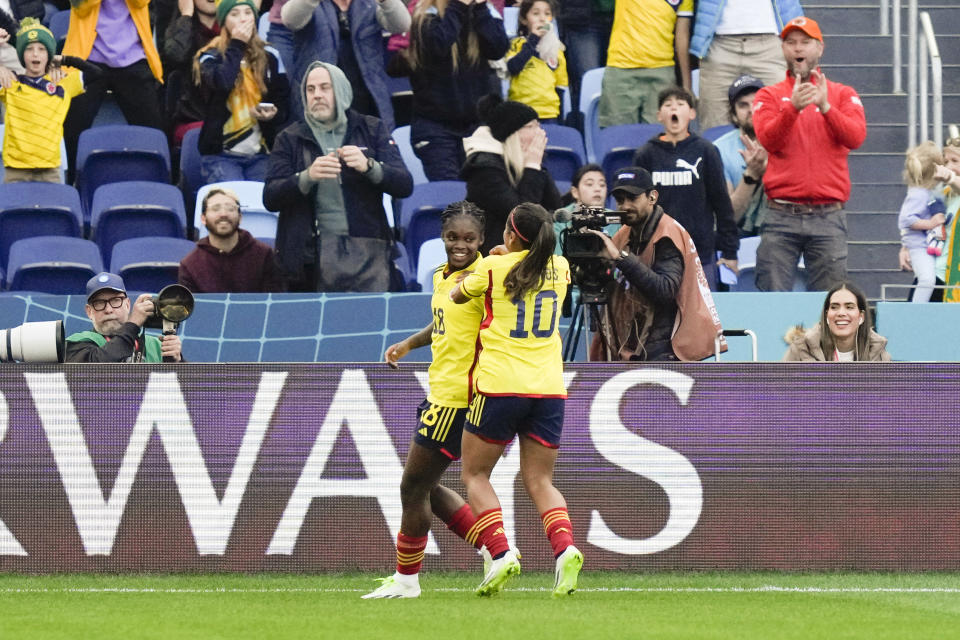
[
  {"xmin": 163, "ymin": 0, "xmax": 220, "ymax": 143},
  {"xmin": 406, "ymin": 0, "xmax": 508, "ymax": 181},
  {"xmin": 633, "ymin": 86, "xmax": 738, "ymax": 290},
  {"xmin": 713, "ymin": 74, "xmax": 768, "ymax": 236},
  {"xmin": 0, "ymin": 0, "xmax": 45, "ymax": 75},
  {"xmin": 597, "ymin": 0, "xmax": 693, "ymax": 128},
  {"xmin": 557, "ymin": 0, "xmax": 612, "ymax": 129},
  {"xmin": 178, "ymin": 187, "xmax": 286, "ymax": 292},
  {"xmin": 505, "ymin": 0, "xmax": 567, "ymax": 123},
  {"xmin": 936, "ymin": 137, "xmax": 960, "ymax": 301},
  {"xmin": 753, "ymin": 17, "xmax": 866, "ymax": 292},
  {"xmin": 264, "ymin": 62, "xmax": 413, "ymax": 292},
  {"xmin": 194, "ymin": 0, "xmax": 290, "ymax": 183},
  {"xmin": 461, "ymin": 96, "xmax": 561, "ymax": 255},
  {"xmin": 691, "ymin": 0, "xmax": 803, "ymax": 131},
  {"xmin": 281, "ymin": 0, "xmax": 409, "ymax": 126},
  {"xmin": 897, "ymin": 142, "xmax": 948, "ymax": 304}
]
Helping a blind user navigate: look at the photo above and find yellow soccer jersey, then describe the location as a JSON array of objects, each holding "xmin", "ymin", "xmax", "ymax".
[
  {"xmin": 607, "ymin": 0, "xmax": 694, "ymax": 70},
  {"xmin": 506, "ymin": 36, "xmax": 568, "ymax": 120},
  {"xmin": 427, "ymin": 255, "xmax": 484, "ymax": 408},
  {"xmin": 0, "ymin": 70, "xmax": 84, "ymax": 169},
  {"xmin": 459, "ymin": 251, "xmax": 570, "ymax": 397}
]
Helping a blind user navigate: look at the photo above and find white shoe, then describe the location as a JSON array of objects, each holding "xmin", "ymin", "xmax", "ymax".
[
  {"xmin": 475, "ymin": 548, "xmax": 521, "ymax": 596},
  {"xmin": 552, "ymin": 545, "xmax": 583, "ymax": 597},
  {"xmin": 481, "ymin": 544, "xmax": 521, "ymax": 576},
  {"xmin": 361, "ymin": 573, "xmax": 421, "ymax": 599}
]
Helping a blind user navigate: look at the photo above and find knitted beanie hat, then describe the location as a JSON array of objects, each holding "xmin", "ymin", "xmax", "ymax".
[
  {"xmin": 15, "ymin": 18, "xmax": 55, "ymax": 66},
  {"xmin": 478, "ymin": 95, "xmax": 539, "ymax": 142},
  {"xmin": 215, "ymin": 0, "xmax": 259, "ymax": 28}
]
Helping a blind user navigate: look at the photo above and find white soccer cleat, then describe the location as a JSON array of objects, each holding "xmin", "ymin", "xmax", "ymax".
[
  {"xmin": 481, "ymin": 544, "xmax": 521, "ymax": 576},
  {"xmin": 361, "ymin": 573, "xmax": 421, "ymax": 599},
  {"xmin": 552, "ymin": 545, "xmax": 584, "ymax": 597},
  {"xmin": 475, "ymin": 548, "xmax": 521, "ymax": 596}
]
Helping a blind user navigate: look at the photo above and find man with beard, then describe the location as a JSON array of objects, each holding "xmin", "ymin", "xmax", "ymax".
[
  {"xmin": 65, "ymin": 273, "xmax": 183, "ymax": 362},
  {"xmin": 178, "ymin": 187, "xmax": 286, "ymax": 293},
  {"xmin": 753, "ymin": 17, "xmax": 866, "ymax": 292},
  {"xmin": 713, "ymin": 74, "xmax": 767, "ymax": 237},
  {"xmin": 584, "ymin": 167, "xmax": 723, "ymax": 362}
]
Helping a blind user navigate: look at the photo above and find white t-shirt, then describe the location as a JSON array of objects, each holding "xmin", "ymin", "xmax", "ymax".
[
  {"xmin": 835, "ymin": 349, "xmax": 855, "ymax": 362},
  {"xmin": 715, "ymin": 0, "xmax": 778, "ymax": 35}
]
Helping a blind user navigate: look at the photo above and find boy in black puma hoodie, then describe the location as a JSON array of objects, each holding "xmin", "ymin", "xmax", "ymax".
[{"xmin": 632, "ymin": 86, "xmax": 739, "ymax": 289}]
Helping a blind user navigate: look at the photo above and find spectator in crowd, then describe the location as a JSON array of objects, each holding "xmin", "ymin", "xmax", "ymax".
[
  {"xmin": 585, "ymin": 167, "xmax": 723, "ymax": 362},
  {"xmin": 281, "ymin": 0, "xmax": 409, "ymax": 126},
  {"xmin": 65, "ymin": 272, "xmax": 184, "ymax": 363},
  {"xmin": 936, "ymin": 136, "xmax": 960, "ymax": 301},
  {"xmin": 461, "ymin": 96, "xmax": 561, "ymax": 256},
  {"xmin": 0, "ymin": 19, "xmax": 102, "ymax": 183},
  {"xmin": 178, "ymin": 187, "xmax": 286, "ymax": 292},
  {"xmin": 897, "ymin": 141, "xmax": 948, "ymax": 304},
  {"xmin": 553, "ymin": 161, "xmax": 618, "ymax": 255},
  {"xmin": 194, "ymin": 0, "xmax": 290, "ymax": 183},
  {"xmin": 0, "ymin": 0, "xmax": 45, "ymax": 75},
  {"xmin": 557, "ymin": 0, "xmax": 612, "ymax": 129},
  {"xmin": 691, "ymin": 0, "xmax": 803, "ymax": 131},
  {"xmin": 505, "ymin": 0, "xmax": 566, "ymax": 123},
  {"xmin": 61, "ymin": 0, "xmax": 167, "ymax": 181},
  {"xmin": 713, "ymin": 74, "xmax": 768, "ymax": 236},
  {"xmin": 406, "ymin": 0, "xmax": 508, "ymax": 181},
  {"xmin": 163, "ymin": 0, "xmax": 220, "ymax": 143},
  {"xmin": 264, "ymin": 61, "xmax": 413, "ymax": 292},
  {"xmin": 263, "ymin": 0, "xmax": 297, "ymax": 110},
  {"xmin": 753, "ymin": 17, "xmax": 866, "ymax": 292},
  {"xmin": 633, "ymin": 86, "xmax": 738, "ymax": 289},
  {"xmin": 783, "ymin": 281, "xmax": 890, "ymax": 361},
  {"xmin": 597, "ymin": 0, "xmax": 692, "ymax": 128}
]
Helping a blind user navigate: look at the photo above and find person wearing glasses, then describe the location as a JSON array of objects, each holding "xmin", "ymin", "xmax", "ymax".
[
  {"xmin": 65, "ymin": 273, "xmax": 184, "ymax": 363},
  {"xmin": 178, "ymin": 187, "xmax": 286, "ymax": 293}
]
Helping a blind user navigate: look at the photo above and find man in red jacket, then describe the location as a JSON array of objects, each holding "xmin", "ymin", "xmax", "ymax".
[
  {"xmin": 178, "ymin": 188, "xmax": 286, "ymax": 293},
  {"xmin": 752, "ymin": 16, "xmax": 866, "ymax": 292}
]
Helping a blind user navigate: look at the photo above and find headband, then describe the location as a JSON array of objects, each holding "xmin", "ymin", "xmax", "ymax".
[{"xmin": 509, "ymin": 212, "xmax": 530, "ymax": 244}]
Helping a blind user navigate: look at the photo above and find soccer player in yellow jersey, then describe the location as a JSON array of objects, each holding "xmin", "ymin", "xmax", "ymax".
[
  {"xmin": 452, "ymin": 202, "xmax": 583, "ymax": 597},
  {"xmin": 0, "ymin": 18, "xmax": 101, "ymax": 183},
  {"xmin": 363, "ymin": 202, "xmax": 488, "ymax": 599}
]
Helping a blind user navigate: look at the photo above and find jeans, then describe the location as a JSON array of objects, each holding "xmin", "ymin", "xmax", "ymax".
[
  {"xmin": 756, "ymin": 205, "xmax": 848, "ymax": 292},
  {"xmin": 201, "ymin": 152, "xmax": 269, "ymax": 184},
  {"xmin": 561, "ymin": 17, "xmax": 612, "ymax": 128},
  {"xmin": 410, "ymin": 117, "xmax": 474, "ymax": 182},
  {"xmin": 268, "ymin": 23, "xmax": 299, "ymax": 123}
]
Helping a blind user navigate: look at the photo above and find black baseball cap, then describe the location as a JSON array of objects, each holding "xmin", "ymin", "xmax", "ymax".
[
  {"xmin": 611, "ymin": 167, "xmax": 655, "ymax": 197},
  {"xmin": 728, "ymin": 74, "xmax": 764, "ymax": 105}
]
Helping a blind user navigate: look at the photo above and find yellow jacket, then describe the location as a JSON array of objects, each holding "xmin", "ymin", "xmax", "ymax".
[{"xmin": 62, "ymin": 0, "xmax": 163, "ymax": 82}]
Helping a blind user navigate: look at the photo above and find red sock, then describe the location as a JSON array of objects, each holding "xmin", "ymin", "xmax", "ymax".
[
  {"xmin": 445, "ymin": 503, "xmax": 483, "ymax": 550},
  {"xmin": 396, "ymin": 532, "xmax": 428, "ymax": 575},
  {"xmin": 541, "ymin": 507, "xmax": 574, "ymax": 558},
  {"xmin": 469, "ymin": 508, "xmax": 509, "ymax": 558}
]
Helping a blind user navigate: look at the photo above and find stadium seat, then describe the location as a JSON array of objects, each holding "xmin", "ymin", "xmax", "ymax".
[
  {"xmin": 76, "ymin": 124, "xmax": 171, "ymax": 218},
  {"xmin": 6, "ymin": 236, "xmax": 103, "ymax": 294},
  {"xmin": 554, "ymin": 180, "xmax": 571, "ymax": 199},
  {"xmin": 721, "ymin": 236, "xmax": 807, "ymax": 292},
  {"xmin": 91, "ymin": 181, "xmax": 187, "ymax": 263},
  {"xmin": 391, "ymin": 125, "xmax": 428, "ymax": 185},
  {"xmin": 397, "ymin": 181, "xmax": 466, "ymax": 271},
  {"xmin": 0, "ymin": 182, "xmax": 83, "ymax": 269},
  {"xmin": 195, "ymin": 180, "xmax": 277, "ymax": 240},
  {"xmin": 110, "ymin": 236, "xmax": 196, "ymax": 293},
  {"xmin": 578, "ymin": 67, "xmax": 605, "ymax": 162},
  {"xmin": 596, "ymin": 123, "xmax": 663, "ymax": 184},
  {"xmin": 503, "ymin": 6, "xmax": 519, "ymax": 37},
  {"xmin": 416, "ymin": 238, "xmax": 447, "ymax": 292},
  {"xmin": 49, "ymin": 9, "xmax": 70, "ymax": 44},
  {"xmin": 405, "ymin": 208, "xmax": 443, "ymax": 277},
  {"xmin": 702, "ymin": 124, "xmax": 736, "ymax": 142},
  {"xmin": 542, "ymin": 124, "xmax": 587, "ymax": 184},
  {"xmin": 391, "ymin": 243, "xmax": 417, "ymax": 291},
  {"xmin": 179, "ymin": 127, "xmax": 204, "ymax": 230}
]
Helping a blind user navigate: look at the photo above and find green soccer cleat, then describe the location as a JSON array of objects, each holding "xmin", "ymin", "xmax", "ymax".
[
  {"xmin": 361, "ymin": 574, "xmax": 421, "ymax": 599},
  {"xmin": 552, "ymin": 545, "xmax": 583, "ymax": 597},
  {"xmin": 475, "ymin": 548, "xmax": 521, "ymax": 596}
]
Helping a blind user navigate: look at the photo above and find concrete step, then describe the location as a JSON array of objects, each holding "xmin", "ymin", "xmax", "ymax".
[
  {"xmin": 861, "ymin": 123, "xmax": 907, "ymax": 153},
  {"xmin": 848, "ymin": 183, "xmax": 905, "ymax": 212},
  {"xmin": 848, "ymin": 212, "xmax": 900, "ymax": 241},
  {"xmin": 822, "ymin": 63, "xmax": 960, "ymax": 94},
  {"xmin": 809, "ymin": 6, "xmax": 960, "ymax": 36},
  {"xmin": 848, "ymin": 152, "xmax": 903, "ymax": 182},
  {"xmin": 848, "ymin": 240, "xmax": 900, "ymax": 270},
  {"xmin": 848, "ymin": 268, "xmax": 914, "ymax": 301},
  {"xmin": 861, "ymin": 93, "xmax": 960, "ymax": 122},
  {"xmin": 826, "ymin": 35, "xmax": 960, "ymax": 66}
]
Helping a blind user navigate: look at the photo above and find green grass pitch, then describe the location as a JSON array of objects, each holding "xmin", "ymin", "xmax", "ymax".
[{"xmin": 3, "ymin": 572, "xmax": 960, "ymax": 639}]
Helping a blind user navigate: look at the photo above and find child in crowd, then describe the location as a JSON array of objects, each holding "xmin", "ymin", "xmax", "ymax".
[
  {"xmin": 0, "ymin": 18, "xmax": 101, "ymax": 183},
  {"xmin": 505, "ymin": 0, "xmax": 567, "ymax": 123},
  {"xmin": 897, "ymin": 141, "xmax": 949, "ymax": 303},
  {"xmin": 553, "ymin": 162, "xmax": 618, "ymax": 255}
]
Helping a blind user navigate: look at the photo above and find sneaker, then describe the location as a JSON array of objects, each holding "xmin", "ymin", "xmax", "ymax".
[
  {"xmin": 480, "ymin": 544, "xmax": 521, "ymax": 576},
  {"xmin": 475, "ymin": 548, "xmax": 521, "ymax": 596},
  {"xmin": 552, "ymin": 545, "xmax": 583, "ymax": 597},
  {"xmin": 361, "ymin": 573, "xmax": 421, "ymax": 599}
]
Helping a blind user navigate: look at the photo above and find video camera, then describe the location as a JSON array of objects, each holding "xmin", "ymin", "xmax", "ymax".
[{"xmin": 557, "ymin": 205, "xmax": 623, "ymax": 305}]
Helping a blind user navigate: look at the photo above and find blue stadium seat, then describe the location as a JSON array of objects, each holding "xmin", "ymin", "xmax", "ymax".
[
  {"xmin": 76, "ymin": 125, "xmax": 171, "ymax": 218},
  {"xmin": 110, "ymin": 236, "xmax": 196, "ymax": 293},
  {"xmin": 397, "ymin": 181, "xmax": 466, "ymax": 271},
  {"xmin": 6, "ymin": 236, "xmax": 103, "ymax": 294},
  {"xmin": 195, "ymin": 181, "xmax": 276, "ymax": 239},
  {"xmin": 405, "ymin": 208, "xmax": 443, "ymax": 277},
  {"xmin": 578, "ymin": 67, "xmax": 605, "ymax": 162},
  {"xmin": 596, "ymin": 123, "xmax": 663, "ymax": 184},
  {"xmin": 91, "ymin": 181, "xmax": 187, "ymax": 263},
  {"xmin": 391, "ymin": 125, "xmax": 428, "ymax": 185},
  {"xmin": 179, "ymin": 127, "xmax": 204, "ymax": 231},
  {"xmin": 49, "ymin": 9, "xmax": 70, "ymax": 44},
  {"xmin": 542, "ymin": 123, "xmax": 587, "ymax": 184},
  {"xmin": 0, "ymin": 182, "xmax": 83, "ymax": 269},
  {"xmin": 703, "ymin": 124, "xmax": 736, "ymax": 142},
  {"xmin": 416, "ymin": 238, "xmax": 446, "ymax": 292}
]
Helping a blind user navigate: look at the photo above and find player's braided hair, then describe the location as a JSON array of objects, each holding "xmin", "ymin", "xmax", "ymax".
[
  {"xmin": 503, "ymin": 203, "xmax": 556, "ymax": 301},
  {"xmin": 440, "ymin": 200, "xmax": 486, "ymax": 232}
]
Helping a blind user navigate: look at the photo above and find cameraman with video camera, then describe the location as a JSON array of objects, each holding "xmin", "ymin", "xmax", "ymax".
[
  {"xmin": 65, "ymin": 273, "xmax": 183, "ymax": 363},
  {"xmin": 585, "ymin": 167, "xmax": 722, "ymax": 362}
]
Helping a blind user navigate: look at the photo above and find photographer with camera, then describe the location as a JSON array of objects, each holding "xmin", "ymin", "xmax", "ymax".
[
  {"xmin": 585, "ymin": 167, "xmax": 723, "ymax": 362},
  {"xmin": 65, "ymin": 273, "xmax": 183, "ymax": 363}
]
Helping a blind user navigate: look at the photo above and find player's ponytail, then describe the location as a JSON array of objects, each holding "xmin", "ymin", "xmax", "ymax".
[{"xmin": 503, "ymin": 203, "xmax": 556, "ymax": 301}]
